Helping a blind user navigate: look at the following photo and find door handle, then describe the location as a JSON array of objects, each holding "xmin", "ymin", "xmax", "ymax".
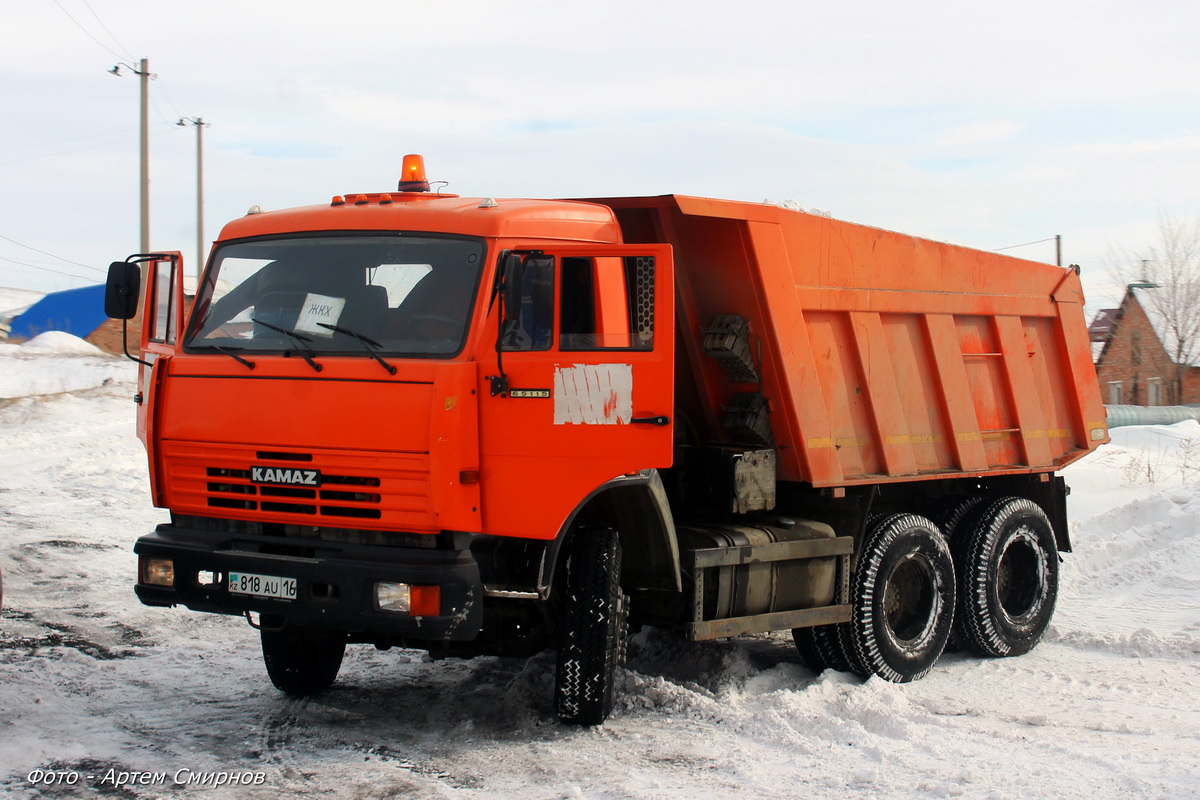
[{"xmin": 630, "ymin": 415, "xmax": 670, "ymax": 426}]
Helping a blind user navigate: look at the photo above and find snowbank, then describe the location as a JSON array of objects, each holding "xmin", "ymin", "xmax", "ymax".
[
  {"xmin": 0, "ymin": 332, "xmax": 133, "ymax": 399},
  {"xmin": 20, "ymin": 331, "xmax": 106, "ymax": 355},
  {"xmin": 1058, "ymin": 421, "xmax": 1200, "ymax": 650}
]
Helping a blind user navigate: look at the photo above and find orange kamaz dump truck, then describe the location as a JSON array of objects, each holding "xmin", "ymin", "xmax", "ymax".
[{"xmin": 106, "ymin": 156, "xmax": 1107, "ymax": 725}]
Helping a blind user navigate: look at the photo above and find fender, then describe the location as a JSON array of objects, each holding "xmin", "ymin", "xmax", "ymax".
[{"xmin": 536, "ymin": 469, "xmax": 681, "ymax": 597}]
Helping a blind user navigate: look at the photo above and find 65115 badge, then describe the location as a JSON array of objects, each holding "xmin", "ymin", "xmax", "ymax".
[{"xmin": 250, "ymin": 466, "xmax": 321, "ymax": 486}]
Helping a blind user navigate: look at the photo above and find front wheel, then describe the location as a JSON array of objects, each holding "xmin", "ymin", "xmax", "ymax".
[
  {"xmin": 261, "ymin": 625, "xmax": 346, "ymax": 696},
  {"xmin": 555, "ymin": 528, "xmax": 628, "ymax": 726},
  {"xmin": 848, "ymin": 514, "xmax": 955, "ymax": 682}
]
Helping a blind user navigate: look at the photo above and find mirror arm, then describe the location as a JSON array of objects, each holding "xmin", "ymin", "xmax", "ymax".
[{"xmin": 121, "ymin": 317, "xmax": 153, "ymax": 367}]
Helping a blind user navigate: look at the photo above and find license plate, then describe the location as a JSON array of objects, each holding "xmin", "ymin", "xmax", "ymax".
[{"xmin": 228, "ymin": 572, "xmax": 297, "ymax": 600}]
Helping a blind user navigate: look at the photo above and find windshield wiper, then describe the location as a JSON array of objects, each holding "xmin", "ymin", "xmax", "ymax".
[
  {"xmin": 317, "ymin": 323, "xmax": 397, "ymax": 375},
  {"xmin": 251, "ymin": 318, "xmax": 323, "ymax": 372},
  {"xmin": 193, "ymin": 343, "xmax": 256, "ymax": 370}
]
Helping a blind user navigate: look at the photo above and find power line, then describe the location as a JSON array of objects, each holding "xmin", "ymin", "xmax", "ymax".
[
  {"xmin": 0, "ymin": 234, "xmax": 107, "ymax": 274},
  {"xmin": 0, "ymin": 255, "xmax": 101, "ymax": 284},
  {"xmin": 153, "ymin": 78, "xmax": 185, "ymax": 122},
  {"xmin": 994, "ymin": 237, "xmax": 1058, "ymax": 253},
  {"xmin": 0, "ymin": 126, "xmax": 175, "ymax": 168},
  {"xmin": 80, "ymin": 0, "xmax": 135, "ymax": 61},
  {"xmin": 50, "ymin": 0, "xmax": 126, "ymax": 61},
  {"xmin": 0, "ymin": 122, "xmax": 176, "ymax": 168},
  {"xmin": 0, "ymin": 126, "xmax": 141, "ymax": 155}
]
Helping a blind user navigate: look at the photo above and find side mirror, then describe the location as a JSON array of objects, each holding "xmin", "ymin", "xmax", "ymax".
[
  {"xmin": 502, "ymin": 253, "xmax": 525, "ymax": 322},
  {"xmin": 105, "ymin": 261, "xmax": 141, "ymax": 319}
]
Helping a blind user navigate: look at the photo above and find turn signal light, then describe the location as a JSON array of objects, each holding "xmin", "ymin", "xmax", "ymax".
[{"xmin": 398, "ymin": 154, "xmax": 431, "ymax": 193}]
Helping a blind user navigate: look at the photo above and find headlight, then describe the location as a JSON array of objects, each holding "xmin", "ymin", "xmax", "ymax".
[
  {"xmin": 375, "ymin": 582, "xmax": 441, "ymax": 616},
  {"xmin": 375, "ymin": 582, "xmax": 411, "ymax": 613},
  {"xmin": 141, "ymin": 557, "xmax": 175, "ymax": 587}
]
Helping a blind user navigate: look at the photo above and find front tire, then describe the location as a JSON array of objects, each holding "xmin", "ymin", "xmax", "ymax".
[
  {"xmin": 261, "ymin": 625, "xmax": 346, "ymax": 696},
  {"xmin": 955, "ymin": 497, "xmax": 1058, "ymax": 658},
  {"xmin": 555, "ymin": 528, "xmax": 628, "ymax": 726},
  {"xmin": 848, "ymin": 514, "xmax": 955, "ymax": 682}
]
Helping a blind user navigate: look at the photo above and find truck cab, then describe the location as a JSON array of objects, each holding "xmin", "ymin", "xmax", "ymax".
[{"xmin": 112, "ymin": 159, "xmax": 676, "ymax": 724}]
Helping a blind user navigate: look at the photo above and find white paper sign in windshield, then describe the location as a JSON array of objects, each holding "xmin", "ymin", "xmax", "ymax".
[{"xmin": 294, "ymin": 293, "xmax": 346, "ymax": 337}]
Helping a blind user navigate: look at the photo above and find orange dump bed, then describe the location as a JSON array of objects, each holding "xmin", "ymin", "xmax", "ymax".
[{"xmin": 597, "ymin": 195, "xmax": 1109, "ymax": 487}]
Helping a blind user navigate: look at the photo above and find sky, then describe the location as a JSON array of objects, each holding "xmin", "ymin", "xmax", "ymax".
[{"xmin": 2, "ymin": 0, "xmax": 1198, "ymax": 310}]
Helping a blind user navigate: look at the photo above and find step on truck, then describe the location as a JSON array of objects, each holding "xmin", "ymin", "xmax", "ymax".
[{"xmin": 107, "ymin": 155, "xmax": 1108, "ymax": 725}]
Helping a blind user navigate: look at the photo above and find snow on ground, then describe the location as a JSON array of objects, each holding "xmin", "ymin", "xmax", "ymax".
[
  {"xmin": 0, "ymin": 333, "xmax": 128, "ymax": 400},
  {"xmin": 0, "ymin": 339, "xmax": 1197, "ymax": 799}
]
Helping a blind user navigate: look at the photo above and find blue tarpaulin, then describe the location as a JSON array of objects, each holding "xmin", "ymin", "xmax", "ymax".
[{"xmin": 9, "ymin": 285, "xmax": 107, "ymax": 340}]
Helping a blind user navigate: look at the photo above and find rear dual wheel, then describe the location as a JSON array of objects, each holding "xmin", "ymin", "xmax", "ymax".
[
  {"xmin": 792, "ymin": 623, "xmax": 852, "ymax": 674},
  {"xmin": 954, "ymin": 498, "xmax": 1058, "ymax": 658},
  {"xmin": 794, "ymin": 514, "xmax": 954, "ymax": 682},
  {"xmin": 930, "ymin": 496, "xmax": 987, "ymax": 652},
  {"xmin": 846, "ymin": 514, "xmax": 956, "ymax": 682}
]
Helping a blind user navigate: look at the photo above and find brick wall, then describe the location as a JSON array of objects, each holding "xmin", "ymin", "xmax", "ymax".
[
  {"xmin": 1095, "ymin": 294, "xmax": 1200, "ymax": 405},
  {"xmin": 87, "ymin": 318, "xmax": 143, "ymax": 357}
]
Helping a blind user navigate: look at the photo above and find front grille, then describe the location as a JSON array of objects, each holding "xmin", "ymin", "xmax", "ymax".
[
  {"xmin": 203, "ymin": 465, "xmax": 383, "ymax": 519},
  {"xmin": 164, "ymin": 442, "xmax": 433, "ymax": 530}
]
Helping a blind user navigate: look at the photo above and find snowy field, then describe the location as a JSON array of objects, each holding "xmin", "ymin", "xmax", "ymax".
[{"xmin": 0, "ymin": 336, "xmax": 1197, "ymax": 799}]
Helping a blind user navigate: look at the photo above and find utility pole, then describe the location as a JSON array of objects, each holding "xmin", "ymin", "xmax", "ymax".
[
  {"xmin": 139, "ymin": 58, "xmax": 150, "ymax": 255},
  {"xmin": 110, "ymin": 59, "xmax": 153, "ymax": 254},
  {"xmin": 178, "ymin": 117, "xmax": 210, "ymax": 281}
]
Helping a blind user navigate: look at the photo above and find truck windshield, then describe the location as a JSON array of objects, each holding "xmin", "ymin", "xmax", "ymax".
[{"xmin": 185, "ymin": 234, "xmax": 485, "ymax": 357}]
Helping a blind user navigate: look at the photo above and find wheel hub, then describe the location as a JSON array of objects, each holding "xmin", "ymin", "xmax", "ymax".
[{"xmin": 884, "ymin": 552, "xmax": 941, "ymax": 648}]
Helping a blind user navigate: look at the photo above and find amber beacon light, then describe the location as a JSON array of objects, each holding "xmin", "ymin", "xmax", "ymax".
[{"xmin": 398, "ymin": 154, "xmax": 431, "ymax": 192}]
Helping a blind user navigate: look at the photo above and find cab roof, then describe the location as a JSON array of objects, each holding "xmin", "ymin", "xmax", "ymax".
[{"xmin": 217, "ymin": 194, "xmax": 622, "ymax": 245}]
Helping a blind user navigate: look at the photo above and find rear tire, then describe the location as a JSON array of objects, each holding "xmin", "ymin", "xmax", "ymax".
[
  {"xmin": 555, "ymin": 529, "xmax": 628, "ymax": 726},
  {"xmin": 261, "ymin": 625, "xmax": 346, "ymax": 696},
  {"xmin": 931, "ymin": 496, "xmax": 987, "ymax": 543},
  {"xmin": 955, "ymin": 497, "xmax": 1058, "ymax": 658},
  {"xmin": 848, "ymin": 514, "xmax": 955, "ymax": 682},
  {"xmin": 792, "ymin": 624, "xmax": 853, "ymax": 673},
  {"xmin": 931, "ymin": 495, "xmax": 987, "ymax": 653}
]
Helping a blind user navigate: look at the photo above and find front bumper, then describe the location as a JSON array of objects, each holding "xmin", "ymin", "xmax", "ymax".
[{"xmin": 133, "ymin": 522, "xmax": 483, "ymax": 641}]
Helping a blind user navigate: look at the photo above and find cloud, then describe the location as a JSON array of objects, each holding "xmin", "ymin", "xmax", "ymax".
[
  {"xmin": 1066, "ymin": 136, "xmax": 1200, "ymax": 156},
  {"xmin": 935, "ymin": 121, "xmax": 1023, "ymax": 146}
]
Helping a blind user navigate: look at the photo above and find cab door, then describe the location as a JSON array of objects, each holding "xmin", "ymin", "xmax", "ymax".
[
  {"xmin": 478, "ymin": 243, "xmax": 674, "ymax": 540},
  {"xmin": 135, "ymin": 253, "xmax": 185, "ymax": 503}
]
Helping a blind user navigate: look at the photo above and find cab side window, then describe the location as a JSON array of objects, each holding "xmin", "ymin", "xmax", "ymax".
[
  {"xmin": 149, "ymin": 258, "xmax": 177, "ymax": 344},
  {"xmin": 500, "ymin": 256, "xmax": 554, "ymax": 351},
  {"xmin": 560, "ymin": 256, "xmax": 654, "ymax": 350}
]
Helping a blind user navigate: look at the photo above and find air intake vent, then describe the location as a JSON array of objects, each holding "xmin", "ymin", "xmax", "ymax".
[
  {"xmin": 204, "ymin": 464, "xmax": 383, "ymax": 519},
  {"xmin": 256, "ymin": 451, "xmax": 314, "ymax": 462}
]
